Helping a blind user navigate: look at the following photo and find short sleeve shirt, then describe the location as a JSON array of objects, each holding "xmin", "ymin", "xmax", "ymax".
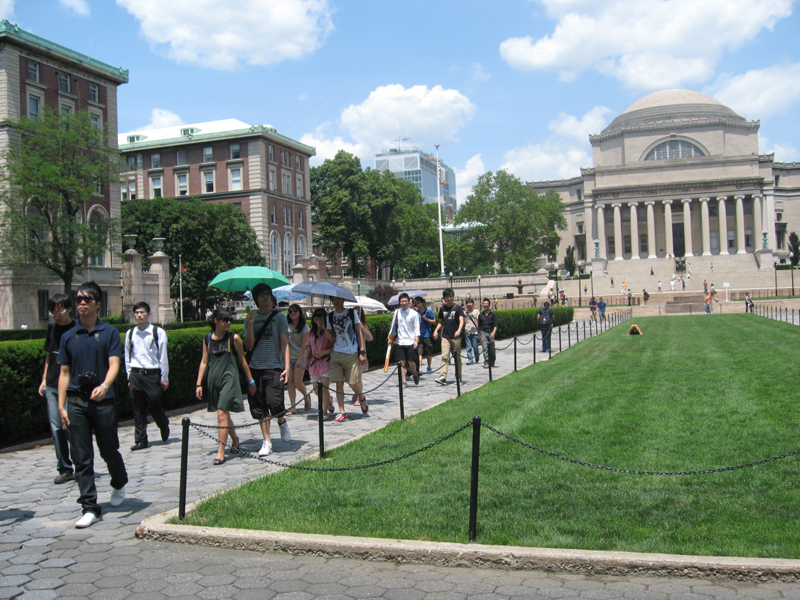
[
  {"xmin": 58, "ymin": 319, "xmax": 122, "ymax": 398},
  {"xmin": 287, "ymin": 323, "xmax": 310, "ymax": 362},
  {"xmin": 43, "ymin": 320, "xmax": 76, "ymax": 388},
  {"xmin": 244, "ymin": 309, "xmax": 289, "ymax": 370},
  {"xmin": 327, "ymin": 309, "xmax": 361, "ymax": 354},
  {"xmin": 438, "ymin": 304, "xmax": 465, "ymax": 339}
]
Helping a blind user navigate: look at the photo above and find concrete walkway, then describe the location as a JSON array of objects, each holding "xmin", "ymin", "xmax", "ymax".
[{"xmin": 3, "ymin": 315, "xmax": 800, "ymax": 600}]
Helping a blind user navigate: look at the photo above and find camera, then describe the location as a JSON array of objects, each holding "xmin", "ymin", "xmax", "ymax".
[{"xmin": 77, "ymin": 371, "xmax": 97, "ymax": 391}]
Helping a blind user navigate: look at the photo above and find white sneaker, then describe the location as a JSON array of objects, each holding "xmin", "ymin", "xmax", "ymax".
[
  {"xmin": 109, "ymin": 485, "xmax": 126, "ymax": 507},
  {"xmin": 279, "ymin": 420, "xmax": 291, "ymax": 443},
  {"xmin": 75, "ymin": 512, "xmax": 100, "ymax": 528},
  {"xmin": 258, "ymin": 440, "xmax": 273, "ymax": 456}
]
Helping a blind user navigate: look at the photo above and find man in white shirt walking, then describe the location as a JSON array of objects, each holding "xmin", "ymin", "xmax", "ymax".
[
  {"xmin": 390, "ymin": 293, "xmax": 420, "ymax": 387},
  {"xmin": 125, "ymin": 302, "xmax": 170, "ymax": 451}
]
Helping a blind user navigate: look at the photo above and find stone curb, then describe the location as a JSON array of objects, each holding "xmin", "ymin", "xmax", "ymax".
[{"xmin": 138, "ymin": 504, "xmax": 800, "ymax": 583}]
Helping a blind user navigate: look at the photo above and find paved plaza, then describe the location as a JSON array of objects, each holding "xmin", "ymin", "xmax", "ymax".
[{"xmin": 3, "ymin": 317, "xmax": 800, "ymax": 600}]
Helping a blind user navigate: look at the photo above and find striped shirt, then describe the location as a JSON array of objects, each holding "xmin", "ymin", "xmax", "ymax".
[{"xmin": 244, "ymin": 309, "xmax": 288, "ymax": 370}]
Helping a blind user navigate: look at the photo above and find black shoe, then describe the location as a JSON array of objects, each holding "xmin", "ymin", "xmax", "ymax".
[
  {"xmin": 130, "ymin": 442, "xmax": 148, "ymax": 451},
  {"xmin": 160, "ymin": 425, "xmax": 170, "ymax": 442},
  {"xmin": 54, "ymin": 472, "xmax": 74, "ymax": 485},
  {"xmin": 413, "ymin": 372, "xmax": 420, "ymax": 385}
]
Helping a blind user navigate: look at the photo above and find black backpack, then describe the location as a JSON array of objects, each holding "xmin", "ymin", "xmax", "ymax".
[{"xmin": 539, "ymin": 309, "xmax": 553, "ymax": 326}]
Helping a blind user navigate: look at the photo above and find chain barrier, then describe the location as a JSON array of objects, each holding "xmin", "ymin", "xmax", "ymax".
[
  {"xmin": 189, "ymin": 420, "xmax": 471, "ymax": 472},
  {"xmin": 480, "ymin": 422, "xmax": 800, "ymax": 475},
  {"xmin": 191, "ymin": 385, "xmax": 318, "ymax": 431}
]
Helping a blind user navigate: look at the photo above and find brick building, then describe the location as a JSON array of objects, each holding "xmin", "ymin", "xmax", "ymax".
[
  {"xmin": 118, "ymin": 120, "xmax": 317, "ymax": 278},
  {"xmin": 0, "ymin": 20, "xmax": 128, "ymax": 329}
]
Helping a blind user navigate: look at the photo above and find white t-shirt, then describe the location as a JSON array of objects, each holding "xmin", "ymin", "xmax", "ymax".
[
  {"xmin": 392, "ymin": 307, "xmax": 420, "ymax": 346},
  {"xmin": 327, "ymin": 309, "xmax": 361, "ymax": 354}
]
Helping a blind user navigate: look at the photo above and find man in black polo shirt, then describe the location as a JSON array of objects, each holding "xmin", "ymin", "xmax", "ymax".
[
  {"xmin": 58, "ymin": 281, "xmax": 128, "ymax": 528},
  {"xmin": 478, "ymin": 298, "xmax": 498, "ymax": 368}
]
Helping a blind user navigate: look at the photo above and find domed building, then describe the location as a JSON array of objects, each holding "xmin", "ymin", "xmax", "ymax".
[{"xmin": 531, "ymin": 90, "xmax": 800, "ymax": 291}]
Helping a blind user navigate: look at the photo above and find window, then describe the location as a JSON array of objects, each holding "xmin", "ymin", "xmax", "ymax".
[
  {"xmin": 607, "ymin": 236, "xmax": 615, "ymax": 257},
  {"xmin": 743, "ymin": 199, "xmax": 752, "ymax": 215},
  {"xmin": 230, "ymin": 143, "xmax": 240, "ymax": 159},
  {"xmin": 89, "ymin": 212, "xmax": 106, "ymax": 266},
  {"xmin": 644, "ymin": 140, "xmax": 705, "ymax": 161},
  {"xmin": 151, "ymin": 153, "xmax": 161, "ymax": 169},
  {"xmin": 710, "ymin": 230, "xmax": 719, "ymax": 252},
  {"xmin": 269, "ymin": 168, "xmax": 276, "ymax": 192},
  {"xmin": 28, "ymin": 95, "xmax": 41, "ymax": 120},
  {"xmin": 728, "ymin": 230, "xmax": 736, "ymax": 250},
  {"xmin": 38, "ymin": 290, "xmax": 49, "ymax": 321},
  {"xmin": 28, "ymin": 61, "xmax": 40, "ymax": 83},
  {"xmin": 126, "ymin": 156, "xmax": 137, "ymax": 171},
  {"xmin": 151, "ymin": 175, "xmax": 162, "ymax": 198},
  {"xmin": 233, "ymin": 202, "xmax": 242, "ymax": 211},
  {"xmin": 640, "ymin": 234, "xmax": 648, "ymax": 255},
  {"xmin": 777, "ymin": 212, "xmax": 783, "ymax": 222},
  {"xmin": 59, "ymin": 73, "xmax": 72, "ymax": 93},
  {"xmin": 61, "ymin": 104, "xmax": 72, "ymax": 114},
  {"xmin": 296, "ymin": 155, "xmax": 303, "ymax": 171},
  {"xmin": 181, "ymin": 127, "xmax": 198, "ymax": 136},
  {"xmin": 745, "ymin": 229, "xmax": 753, "ymax": 249},
  {"xmin": 298, "ymin": 209, "xmax": 303, "ymax": 230},
  {"xmin": 284, "ymin": 233, "xmax": 294, "ymax": 276},
  {"xmin": 176, "ymin": 173, "xmax": 188, "ymax": 195},
  {"xmin": 577, "ymin": 223, "xmax": 584, "ymax": 235},
  {"xmin": 203, "ymin": 146, "xmax": 213, "ymax": 162},
  {"xmin": 128, "ymin": 135, "xmax": 143, "ymax": 143},
  {"xmin": 622, "ymin": 207, "xmax": 630, "ymax": 223},
  {"xmin": 623, "ymin": 235, "xmax": 631, "ymax": 254},
  {"xmin": 89, "ymin": 113, "xmax": 100, "ymax": 129},
  {"xmin": 281, "ymin": 150, "xmax": 290, "ymax": 166},
  {"xmin": 176, "ymin": 149, "xmax": 187, "ymax": 166},
  {"xmin": 121, "ymin": 180, "xmax": 136, "ymax": 201},
  {"xmin": 89, "ymin": 83, "xmax": 99, "ymax": 103},
  {"xmin": 709, "ymin": 203, "xmax": 718, "ymax": 218},
  {"xmin": 230, "ymin": 167, "xmax": 242, "ymax": 191},
  {"xmin": 269, "ymin": 145, "xmax": 274, "ymax": 161},
  {"xmin": 203, "ymin": 170, "xmax": 214, "ymax": 193},
  {"xmin": 296, "ymin": 176, "xmax": 303, "ymax": 199},
  {"xmin": 297, "ymin": 236, "xmax": 306, "ymax": 259},
  {"xmin": 270, "ymin": 232, "xmax": 280, "ymax": 271},
  {"xmin": 271, "ymin": 204, "xmax": 277, "ymax": 225},
  {"xmin": 282, "ymin": 173, "xmax": 291, "ymax": 195}
]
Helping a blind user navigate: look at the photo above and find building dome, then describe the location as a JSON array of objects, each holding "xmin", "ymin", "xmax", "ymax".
[{"xmin": 601, "ymin": 89, "xmax": 746, "ymax": 135}]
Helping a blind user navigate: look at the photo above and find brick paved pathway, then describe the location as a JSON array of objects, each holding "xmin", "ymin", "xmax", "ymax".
[{"xmin": 5, "ymin": 316, "xmax": 797, "ymax": 600}]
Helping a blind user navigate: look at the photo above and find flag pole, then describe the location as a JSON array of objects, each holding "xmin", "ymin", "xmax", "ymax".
[
  {"xmin": 436, "ymin": 145, "xmax": 445, "ymax": 278},
  {"xmin": 179, "ymin": 254, "xmax": 184, "ymax": 322}
]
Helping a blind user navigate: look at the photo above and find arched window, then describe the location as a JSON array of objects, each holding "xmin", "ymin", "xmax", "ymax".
[
  {"xmin": 270, "ymin": 232, "xmax": 280, "ymax": 271},
  {"xmin": 88, "ymin": 209, "xmax": 108, "ymax": 267},
  {"xmin": 296, "ymin": 235, "xmax": 306, "ymax": 259},
  {"xmin": 283, "ymin": 232, "xmax": 293, "ymax": 276},
  {"xmin": 644, "ymin": 140, "xmax": 705, "ymax": 161}
]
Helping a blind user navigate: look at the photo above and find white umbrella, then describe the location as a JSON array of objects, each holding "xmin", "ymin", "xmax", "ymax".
[{"xmin": 344, "ymin": 295, "xmax": 388, "ymax": 313}]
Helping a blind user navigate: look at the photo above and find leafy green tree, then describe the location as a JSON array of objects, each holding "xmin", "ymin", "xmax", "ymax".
[
  {"xmin": 789, "ymin": 232, "xmax": 800, "ymax": 266},
  {"xmin": 563, "ymin": 245, "xmax": 576, "ymax": 276},
  {"xmin": 0, "ymin": 108, "xmax": 120, "ymax": 293},
  {"xmin": 121, "ymin": 197, "xmax": 264, "ymax": 311},
  {"xmin": 455, "ymin": 170, "xmax": 566, "ymax": 273}
]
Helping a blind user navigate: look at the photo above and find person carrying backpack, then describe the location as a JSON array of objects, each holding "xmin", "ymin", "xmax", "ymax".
[{"xmin": 538, "ymin": 301, "xmax": 555, "ymax": 352}]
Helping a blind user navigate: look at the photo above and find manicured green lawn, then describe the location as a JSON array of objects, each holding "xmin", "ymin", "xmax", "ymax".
[{"xmin": 182, "ymin": 315, "xmax": 800, "ymax": 558}]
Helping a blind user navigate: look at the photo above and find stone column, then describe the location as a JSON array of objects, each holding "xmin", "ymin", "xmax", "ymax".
[
  {"xmin": 663, "ymin": 200, "xmax": 674, "ymax": 257},
  {"xmin": 765, "ymin": 190, "xmax": 776, "ymax": 250},
  {"xmin": 612, "ymin": 203, "xmax": 623, "ymax": 260},
  {"xmin": 717, "ymin": 196, "xmax": 729, "ymax": 255},
  {"xmin": 735, "ymin": 195, "xmax": 746, "ymax": 254},
  {"xmin": 699, "ymin": 197, "xmax": 711, "ymax": 256},
  {"xmin": 753, "ymin": 194, "xmax": 763, "ymax": 249},
  {"xmin": 148, "ymin": 237, "xmax": 174, "ymax": 325},
  {"xmin": 645, "ymin": 201, "xmax": 656, "ymax": 259},
  {"xmin": 584, "ymin": 204, "xmax": 592, "ymax": 260},
  {"xmin": 596, "ymin": 205, "xmax": 606, "ymax": 259},
  {"xmin": 628, "ymin": 202, "xmax": 640, "ymax": 259},
  {"xmin": 682, "ymin": 198, "xmax": 693, "ymax": 257}
]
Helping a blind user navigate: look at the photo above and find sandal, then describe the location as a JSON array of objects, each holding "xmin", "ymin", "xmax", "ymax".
[
  {"xmin": 212, "ymin": 457, "xmax": 226, "ymax": 465},
  {"xmin": 352, "ymin": 394, "xmax": 360, "ymax": 407},
  {"xmin": 229, "ymin": 433, "xmax": 240, "ymax": 453}
]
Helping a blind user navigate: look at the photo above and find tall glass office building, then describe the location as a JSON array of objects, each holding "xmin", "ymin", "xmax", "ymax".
[{"xmin": 374, "ymin": 146, "xmax": 457, "ymax": 218}]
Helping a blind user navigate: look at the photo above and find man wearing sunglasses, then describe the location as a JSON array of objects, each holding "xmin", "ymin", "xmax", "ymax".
[
  {"xmin": 38, "ymin": 294, "xmax": 76, "ymax": 485},
  {"xmin": 58, "ymin": 282, "xmax": 128, "ymax": 528}
]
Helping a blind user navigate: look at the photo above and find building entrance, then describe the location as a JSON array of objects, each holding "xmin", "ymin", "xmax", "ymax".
[{"xmin": 672, "ymin": 223, "xmax": 685, "ymax": 257}]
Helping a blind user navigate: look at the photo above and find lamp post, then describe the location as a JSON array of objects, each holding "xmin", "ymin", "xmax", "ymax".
[
  {"xmin": 392, "ymin": 278, "xmax": 396, "ymax": 292},
  {"xmin": 477, "ymin": 274, "xmax": 482, "ymax": 301},
  {"xmin": 357, "ymin": 280, "xmax": 361, "ymax": 296},
  {"xmin": 774, "ymin": 262, "xmax": 778, "ymax": 297},
  {"xmin": 403, "ymin": 279, "xmax": 406, "ymax": 292},
  {"xmin": 449, "ymin": 271, "xmax": 454, "ymax": 289}
]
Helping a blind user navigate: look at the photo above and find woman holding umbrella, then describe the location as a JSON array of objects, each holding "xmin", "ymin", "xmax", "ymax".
[{"xmin": 195, "ymin": 308, "xmax": 255, "ymax": 465}]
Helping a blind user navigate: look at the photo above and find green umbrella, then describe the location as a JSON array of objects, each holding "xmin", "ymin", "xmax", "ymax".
[{"xmin": 208, "ymin": 266, "xmax": 290, "ymax": 292}]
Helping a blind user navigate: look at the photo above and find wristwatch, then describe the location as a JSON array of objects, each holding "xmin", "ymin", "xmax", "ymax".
[{"xmin": 358, "ymin": 350, "xmax": 366, "ymax": 355}]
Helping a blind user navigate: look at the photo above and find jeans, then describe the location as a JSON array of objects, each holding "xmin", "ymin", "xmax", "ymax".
[
  {"xmin": 541, "ymin": 326, "xmax": 552, "ymax": 352},
  {"xmin": 465, "ymin": 333, "xmax": 479, "ymax": 363},
  {"xmin": 45, "ymin": 387, "xmax": 72, "ymax": 475},
  {"xmin": 67, "ymin": 395, "xmax": 128, "ymax": 516},
  {"xmin": 705, "ymin": 304, "xmax": 711, "ymax": 314},
  {"xmin": 480, "ymin": 331, "xmax": 495, "ymax": 366},
  {"xmin": 439, "ymin": 337, "xmax": 462, "ymax": 381}
]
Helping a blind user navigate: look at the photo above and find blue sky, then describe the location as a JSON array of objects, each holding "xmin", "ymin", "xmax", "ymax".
[{"xmin": 7, "ymin": 0, "xmax": 800, "ymax": 205}]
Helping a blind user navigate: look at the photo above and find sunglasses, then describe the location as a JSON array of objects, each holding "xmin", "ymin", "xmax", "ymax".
[
  {"xmin": 49, "ymin": 308, "xmax": 68, "ymax": 317},
  {"xmin": 288, "ymin": 308, "xmax": 299, "ymax": 313},
  {"xmin": 75, "ymin": 296, "xmax": 95, "ymax": 305}
]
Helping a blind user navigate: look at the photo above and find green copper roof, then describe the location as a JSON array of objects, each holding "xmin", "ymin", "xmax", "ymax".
[{"xmin": 0, "ymin": 20, "xmax": 128, "ymax": 83}]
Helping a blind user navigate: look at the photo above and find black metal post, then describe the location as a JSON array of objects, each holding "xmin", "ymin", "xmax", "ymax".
[
  {"xmin": 513, "ymin": 337, "xmax": 517, "ymax": 372},
  {"xmin": 558, "ymin": 326, "xmax": 562, "ymax": 352},
  {"xmin": 317, "ymin": 380, "xmax": 325, "ymax": 458},
  {"xmin": 567, "ymin": 325, "xmax": 571, "ymax": 348},
  {"xmin": 454, "ymin": 354, "xmax": 462, "ymax": 397},
  {"xmin": 397, "ymin": 363, "xmax": 405, "ymax": 416},
  {"xmin": 179, "ymin": 417, "xmax": 190, "ymax": 520},
  {"xmin": 488, "ymin": 359, "xmax": 493, "ymax": 382},
  {"xmin": 468, "ymin": 415, "xmax": 481, "ymax": 542},
  {"xmin": 533, "ymin": 334, "xmax": 536, "ymax": 364},
  {"xmin": 583, "ymin": 321, "xmax": 586, "ymax": 340}
]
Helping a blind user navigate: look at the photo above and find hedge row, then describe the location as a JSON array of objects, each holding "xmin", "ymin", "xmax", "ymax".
[{"xmin": 0, "ymin": 307, "xmax": 571, "ymax": 447}]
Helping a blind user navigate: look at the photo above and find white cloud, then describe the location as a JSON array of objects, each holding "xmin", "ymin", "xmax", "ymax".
[
  {"xmin": 132, "ymin": 108, "xmax": 186, "ymax": 131},
  {"xmin": 59, "ymin": 0, "xmax": 89, "ymax": 16},
  {"xmin": 305, "ymin": 84, "xmax": 477, "ymax": 165},
  {"xmin": 500, "ymin": 106, "xmax": 614, "ymax": 181},
  {"xmin": 300, "ymin": 124, "xmax": 363, "ymax": 167},
  {"xmin": 760, "ymin": 135, "xmax": 800, "ymax": 162},
  {"xmin": 454, "ymin": 154, "xmax": 486, "ymax": 207},
  {"xmin": 707, "ymin": 63, "xmax": 800, "ymax": 120},
  {"xmin": 0, "ymin": 0, "xmax": 14, "ymax": 19},
  {"xmin": 469, "ymin": 63, "xmax": 491, "ymax": 83},
  {"xmin": 116, "ymin": 0, "xmax": 333, "ymax": 70},
  {"xmin": 500, "ymin": 0, "xmax": 793, "ymax": 90}
]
